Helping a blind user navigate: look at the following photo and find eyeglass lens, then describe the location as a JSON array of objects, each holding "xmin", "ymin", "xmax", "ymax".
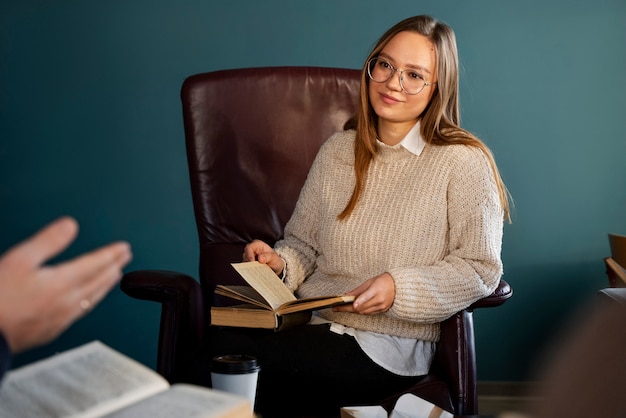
[{"xmin": 367, "ymin": 57, "xmax": 427, "ymax": 95}]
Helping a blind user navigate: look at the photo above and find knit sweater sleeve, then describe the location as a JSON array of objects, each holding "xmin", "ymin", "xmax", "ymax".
[
  {"xmin": 274, "ymin": 134, "xmax": 337, "ymax": 292},
  {"xmin": 387, "ymin": 145, "xmax": 504, "ymax": 324}
]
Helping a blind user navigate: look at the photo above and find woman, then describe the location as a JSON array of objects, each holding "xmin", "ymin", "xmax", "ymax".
[{"xmin": 205, "ymin": 15, "xmax": 510, "ymax": 417}]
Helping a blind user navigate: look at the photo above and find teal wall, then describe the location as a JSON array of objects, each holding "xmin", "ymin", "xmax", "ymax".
[{"xmin": 1, "ymin": 0, "xmax": 625, "ymax": 381}]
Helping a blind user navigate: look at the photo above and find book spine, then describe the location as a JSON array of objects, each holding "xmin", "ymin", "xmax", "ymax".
[{"xmin": 275, "ymin": 311, "xmax": 312, "ymax": 331}]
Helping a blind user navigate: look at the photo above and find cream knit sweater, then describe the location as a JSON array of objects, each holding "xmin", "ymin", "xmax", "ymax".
[{"xmin": 275, "ymin": 129, "xmax": 503, "ymax": 342}]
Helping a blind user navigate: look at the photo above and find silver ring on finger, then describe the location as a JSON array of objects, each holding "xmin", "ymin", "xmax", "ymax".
[{"xmin": 80, "ymin": 299, "xmax": 92, "ymax": 312}]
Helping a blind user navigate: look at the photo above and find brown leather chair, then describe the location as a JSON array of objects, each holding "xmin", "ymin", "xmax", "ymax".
[{"xmin": 121, "ymin": 66, "xmax": 513, "ymax": 417}]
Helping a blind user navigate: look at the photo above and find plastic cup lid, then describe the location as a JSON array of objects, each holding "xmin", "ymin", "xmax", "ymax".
[{"xmin": 211, "ymin": 354, "xmax": 260, "ymax": 374}]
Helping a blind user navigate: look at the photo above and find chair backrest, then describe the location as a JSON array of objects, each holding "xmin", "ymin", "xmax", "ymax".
[
  {"xmin": 609, "ymin": 233, "xmax": 626, "ymax": 268},
  {"xmin": 180, "ymin": 67, "xmax": 361, "ymax": 301}
]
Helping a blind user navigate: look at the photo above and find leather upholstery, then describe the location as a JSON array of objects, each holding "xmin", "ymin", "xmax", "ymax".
[{"xmin": 121, "ymin": 66, "xmax": 512, "ymax": 417}]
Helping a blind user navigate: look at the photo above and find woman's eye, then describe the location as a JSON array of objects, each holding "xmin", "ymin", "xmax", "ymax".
[
  {"xmin": 380, "ymin": 61, "xmax": 392, "ymax": 69},
  {"xmin": 407, "ymin": 71, "xmax": 423, "ymax": 80}
]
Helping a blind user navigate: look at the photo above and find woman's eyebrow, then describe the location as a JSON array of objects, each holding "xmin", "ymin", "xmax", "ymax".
[{"xmin": 378, "ymin": 52, "xmax": 433, "ymax": 75}]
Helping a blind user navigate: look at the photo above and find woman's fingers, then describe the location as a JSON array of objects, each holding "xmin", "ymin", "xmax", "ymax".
[{"xmin": 7, "ymin": 217, "xmax": 78, "ymax": 268}]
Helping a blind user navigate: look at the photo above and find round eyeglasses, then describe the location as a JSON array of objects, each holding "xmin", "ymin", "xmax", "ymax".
[{"xmin": 367, "ymin": 57, "xmax": 436, "ymax": 95}]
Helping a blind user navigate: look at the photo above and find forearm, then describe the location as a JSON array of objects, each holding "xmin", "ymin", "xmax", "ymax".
[
  {"xmin": 388, "ymin": 254, "xmax": 502, "ymax": 323},
  {"xmin": 274, "ymin": 236, "xmax": 317, "ymax": 292}
]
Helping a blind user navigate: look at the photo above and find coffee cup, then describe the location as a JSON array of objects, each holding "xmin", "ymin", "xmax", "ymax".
[{"xmin": 211, "ymin": 354, "xmax": 260, "ymax": 410}]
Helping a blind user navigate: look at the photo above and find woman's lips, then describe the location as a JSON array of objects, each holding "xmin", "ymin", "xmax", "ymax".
[{"xmin": 380, "ymin": 93, "xmax": 401, "ymax": 105}]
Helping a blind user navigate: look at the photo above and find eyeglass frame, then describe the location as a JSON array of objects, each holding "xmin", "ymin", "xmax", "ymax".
[{"xmin": 366, "ymin": 56, "xmax": 436, "ymax": 95}]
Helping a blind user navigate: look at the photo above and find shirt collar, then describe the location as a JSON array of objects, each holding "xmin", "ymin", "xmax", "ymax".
[{"xmin": 399, "ymin": 120, "xmax": 426, "ymax": 156}]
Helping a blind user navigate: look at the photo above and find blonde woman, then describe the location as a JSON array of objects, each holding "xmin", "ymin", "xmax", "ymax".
[{"xmin": 206, "ymin": 15, "xmax": 510, "ymax": 417}]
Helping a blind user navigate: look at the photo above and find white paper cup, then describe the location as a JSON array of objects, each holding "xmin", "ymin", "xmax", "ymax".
[{"xmin": 211, "ymin": 354, "xmax": 260, "ymax": 410}]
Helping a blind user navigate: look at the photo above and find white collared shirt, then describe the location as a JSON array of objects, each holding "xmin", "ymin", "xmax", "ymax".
[{"xmin": 396, "ymin": 119, "xmax": 426, "ymax": 157}]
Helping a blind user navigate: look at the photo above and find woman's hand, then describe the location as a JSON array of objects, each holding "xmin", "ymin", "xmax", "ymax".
[
  {"xmin": 334, "ymin": 272, "xmax": 395, "ymax": 315},
  {"xmin": 242, "ymin": 239, "xmax": 285, "ymax": 276},
  {"xmin": 0, "ymin": 217, "xmax": 132, "ymax": 353}
]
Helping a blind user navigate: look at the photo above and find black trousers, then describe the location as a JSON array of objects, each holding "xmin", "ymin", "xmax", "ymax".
[{"xmin": 187, "ymin": 324, "xmax": 423, "ymax": 418}]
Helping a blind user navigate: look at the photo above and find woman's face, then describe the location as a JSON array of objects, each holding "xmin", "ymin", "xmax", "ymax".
[{"xmin": 368, "ymin": 31, "xmax": 438, "ymax": 131}]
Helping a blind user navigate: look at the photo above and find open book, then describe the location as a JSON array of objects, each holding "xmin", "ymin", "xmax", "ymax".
[
  {"xmin": 0, "ymin": 341, "xmax": 252, "ymax": 418},
  {"xmin": 341, "ymin": 393, "xmax": 453, "ymax": 418},
  {"xmin": 210, "ymin": 261, "xmax": 355, "ymax": 331}
]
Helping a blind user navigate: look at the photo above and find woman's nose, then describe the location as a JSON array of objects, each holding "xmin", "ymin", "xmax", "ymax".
[{"xmin": 385, "ymin": 70, "xmax": 403, "ymax": 92}]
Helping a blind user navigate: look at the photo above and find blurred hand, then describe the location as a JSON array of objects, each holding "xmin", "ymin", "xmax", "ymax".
[
  {"xmin": 242, "ymin": 239, "xmax": 285, "ymax": 276},
  {"xmin": 0, "ymin": 217, "xmax": 132, "ymax": 353},
  {"xmin": 334, "ymin": 272, "xmax": 395, "ymax": 315}
]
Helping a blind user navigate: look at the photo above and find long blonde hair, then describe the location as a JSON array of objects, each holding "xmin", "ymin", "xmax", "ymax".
[{"xmin": 339, "ymin": 15, "xmax": 511, "ymax": 221}]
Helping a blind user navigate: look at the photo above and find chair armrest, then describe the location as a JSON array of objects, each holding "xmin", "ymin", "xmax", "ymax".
[
  {"xmin": 121, "ymin": 270, "xmax": 205, "ymax": 383},
  {"xmin": 468, "ymin": 279, "xmax": 512, "ymax": 310},
  {"xmin": 121, "ymin": 269, "xmax": 200, "ymax": 303}
]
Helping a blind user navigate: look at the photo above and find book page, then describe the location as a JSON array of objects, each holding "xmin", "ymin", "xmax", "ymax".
[
  {"xmin": 277, "ymin": 294, "xmax": 355, "ymax": 315},
  {"xmin": 391, "ymin": 393, "xmax": 453, "ymax": 418},
  {"xmin": 0, "ymin": 341, "xmax": 168, "ymax": 418},
  {"xmin": 231, "ymin": 262, "xmax": 296, "ymax": 310},
  {"xmin": 102, "ymin": 384, "xmax": 252, "ymax": 418},
  {"xmin": 214, "ymin": 285, "xmax": 272, "ymax": 310},
  {"xmin": 211, "ymin": 305, "xmax": 279, "ymax": 329},
  {"xmin": 340, "ymin": 405, "xmax": 388, "ymax": 418}
]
